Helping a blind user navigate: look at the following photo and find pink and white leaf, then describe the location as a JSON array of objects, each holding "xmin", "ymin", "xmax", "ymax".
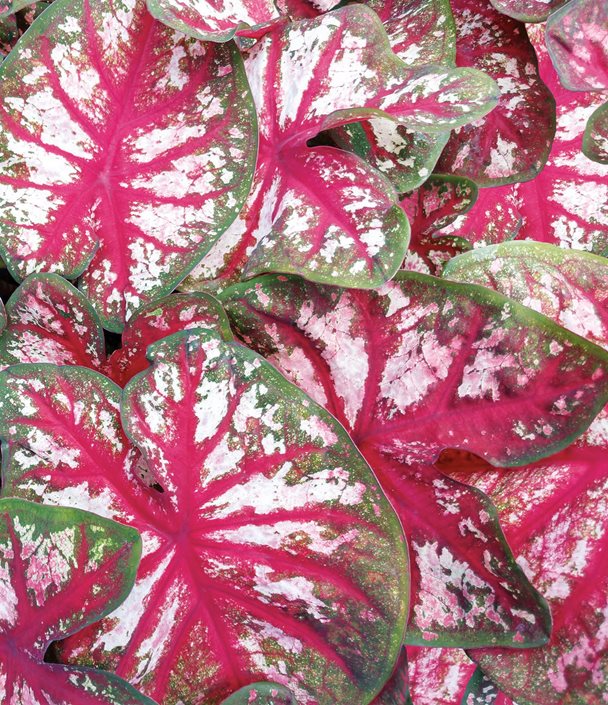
[
  {"xmin": 444, "ymin": 241, "xmax": 608, "ymax": 351},
  {"xmin": 146, "ymin": 0, "xmax": 283, "ymax": 42},
  {"xmin": 436, "ymin": 0, "xmax": 555, "ymax": 186},
  {"xmin": 449, "ymin": 410, "xmax": 608, "ymax": 703},
  {"xmin": 488, "ymin": 0, "xmax": 568, "ymax": 23},
  {"xmin": 104, "ymin": 291, "xmax": 233, "ymax": 385},
  {"xmin": 0, "ymin": 0, "xmax": 257, "ymax": 331},
  {"xmin": 182, "ymin": 6, "xmax": 498, "ymax": 291},
  {"xmin": 222, "ymin": 272, "xmax": 608, "ymax": 645},
  {"xmin": 0, "ymin": 497, "xmax": 153, "ymax": 705},
  {"xmin": 0, "ymin": 331, "xmax": 408, "ymax": 705},
  {"xmin": 0, "ymin": 273, "xmax": 105, "ymax": 369},
  {"xmin": 438, "ymin": 29, "xmax": 608, "ymax": 253},
  {"xmin": 546, "ymin": 0, "xmax": 608, "ymax": 93}
]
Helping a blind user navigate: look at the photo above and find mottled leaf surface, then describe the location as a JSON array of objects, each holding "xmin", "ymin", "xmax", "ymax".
[
  {"xmin": 328, "ymin": 0, "xmax": 456, "ymax": 192},
  {"xmin": 146, "ymin": 0, "xmax": 281, "ymax": 42},
  {"xmin": 371, "ymin": 647, "xmax": 410, "ymax": 705},
  {"xmin": 444, "ymin": 242, "xmax": 608, "ymax": 350},
  {"xmin": 439, "ymin": 28, "xmax": 608, "ymax": 253},
  {"xmin": 222, "ymin": 683, "xmax": 297, "ymax": 705},
  {"xmin": 0, "ymin": 498, "xmax": 153, "ymax": 705},
  {"xmin": 407, "ymin": 646, "xmax": 475, "ymax": 705},
  {"xmin": 183, "ymin": 5, "xmax": 498, "ymax": 291},
  {"xmin": 546, "ymin": 0, "xmax": 608, "ymax": 93},
  {"xmin": 488, "ymin": 0, "xmax": 568, "ymax": 23},
  {"xmin": 0, "ymin": 273, "xmax": 105, "ymax": 369},
  {"xmin": 437, "ymin": 0, "xmax": 555, "ymax": 186},
  {"xmin": 104, "ymin": 291, "xmax": 232, "ymax": 385},
  {"xmin": 401, "ymin": 174, "xmax": 477, "ymax": 270},
  {"xmin": 222, "ymin": 272, "xmax": 608, "ymax": 645},
  {"xmin": 0, "ymin": 0, "xmax": 256, "ymax": 330},
  {"xmin": 451, "ymin": 411, "xmax": 608, "ymax": 704},
  {"xmin": 584, "ymin": 101, "xmax": 608, "ymax": 164},
  {"xmin": 0, "ymin": 332, "xmax": 408, "ymax": 705}
]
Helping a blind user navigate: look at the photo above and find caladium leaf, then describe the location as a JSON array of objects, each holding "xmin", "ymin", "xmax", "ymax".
[
  {"xmin": 182, "ymin": 5, "xmax": 499, "ymax": 291},
  {"xmin": 327, "ymin": 0, "xmax": 456, "ymax": 193},
  {"xmin": 104, "ymin": 291, "xmax": 233, "ymax": 385},
  {"xmin": 223, "ymin": 272, "xmax": 608, "ymax": 465},
  {"xmin": 546, "ymin": 0, "xmax": 608, "ymax": 93},
  {"xmin": 444, "ymin": 242, "xmax": 608, "ymax": 350},
  {"xmin": 0, "ymin": 497, "xmax": 154, "ymax": 705},
  {"xmin": 433, "ymin": 182, "xmax": 522, "ymax": 247},
  {"xmin": 0, "ymin": 0, "xmax": 257, "ymax": 331},
  {"xmin": 402, "ymin": 174, "xmax": 478, "ymax": 241},
  {"xmin": 488, "ymin": 0, "xmax": 568, "ymax": 23},
  {"xmin": 222, "ymin": 683, "xmax": 297, "ymax": 705},
  {"xmin": 145, "ymin": 0, "xmax": 282, "ymax": 43},
  {"xmin": 0, "ymin": 272, "xmax": 106, "ymax": 369},
  {"xmin": 438, "ymin": 28, "xmax": 608, "ymax": 253},
  {"xmin": 584, "ymin": 101, "xmax": 608, "ymax": 164},
  {"xmin": 0, "ymin": 1, "xmax": 34, "ymax": 16},
  {"xmin": 407, "ymin": 646, "xmax": 475, "ymax": 705},
  {"xmin": 0, "ymin": 331, "xmax": 408, "ymax": 705},
  {"xmin": 449, "ymin": 411, "xmax": 608, "ymax": 704},
  {"xmin": 0, "ymin": 273, "xmax": 231, "ymax": 385},
  {"xmin": 436, "ymin": 0, "xmax": 555, "ymax": 186},
  {"xmin": 222, "ymin": 271, "xmax": 608, "ymax": 645},
  {"xmin": 371, "ymin": 647, "xmax": 410, "ymax": 705}
]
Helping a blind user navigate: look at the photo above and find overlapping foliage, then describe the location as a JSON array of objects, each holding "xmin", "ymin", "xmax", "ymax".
[{"xmin": 0, "ymin": 0, "xmax": 606, "ymax": 704}]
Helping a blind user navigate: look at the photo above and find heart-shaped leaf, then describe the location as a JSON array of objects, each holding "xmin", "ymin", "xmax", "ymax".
[
  {"xmin": 0, "ymin": 330, "xmax": 408, "ymax": 705},
  {"xmin": 146, "ymin": 0, "xmax": 282, "ymax": 42},
  {"xmin": 436, "ymin": 0, "xmax": 555, "ymax": 186},
  {"xmin": 584, "ymin": 101, "xmax": 608, "ymax": 164},
  {"xmin": 546, "ymin": 0, "xmax": 608, "ymax": 93},
  {"xmin": 449, "ymin": 410, "xmax": 608, "ymax": 703},
  {"xmin": 444, "ymin": 242, "xmax": 608, "ymax": 350},
  {"xmin": 222, "ymin": 271, "xmax": 608, "ymax": 646},
  {"xmin": 488, "ymin": 0, "xmax": 568, "ymax": 23},
  {"xmin": 0, "ymin": 497, "xmax": 153, "ymax": 704},
  {"xmin": 0, "ymin": 0, "xmax": 257, "ymax": 331},
  {"xmin": 182, "ymin": 5, "xmax": 498, "ymax": 292},
  {"xmin": 222, "ymin": 683, "xmax": 297, "ymax": 705},
  {"xmin": 0, "ymin": 273, "xmax": 231, "ymax": 384}
]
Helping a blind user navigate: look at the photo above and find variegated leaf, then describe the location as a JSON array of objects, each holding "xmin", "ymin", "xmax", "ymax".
[
  {"xmin": 0, "ymin": 498, "xmax": 153, "ymax": 705},
  {"xmin": 145, "ymin": 0, "xmax": 282, "ymax": 42},
  {"xmin": 104, "ymin": 291, "xmax": 232, "ymax": 385},
  {"xmin": 488, "ymin": 0, "xmax": 568, "ymax": 23},
  {"xmin": 0, "ymin": 331, "xmax": 408, "ymax": 705},
  {"xmin": 0, "ymin": 274, "xmax": 231, "ymax": 385},
  {"xmin": 436, "ymin": 0, "xmax": 555, "ymax": 186},
  {"xmin": 0, "ymin": 273, "xmax": 105, "ymax": 369},
  {"xmin": 222, "ymin": 683, "xmax": 297, "ymax": 705},
  {"xmin": 444, "ymin": 242, "xmax": 608, "ymax": 350},
  {"xmin": 222, "ymin": 271, "xmax": 608, "ymax": 645},
  {"xmin": 437, "ymin": 27, "xmax": 608, "ymax": 254},
  {"xmin": 546, "ymin": 0, "xmax": 608, "ymax": 93},
  {"xmin": 182, "ymin": 5, "xmax": 498, "ymax": 291},
  {"xmin": 371, "ymin": 647, "xmax": 411, "ymax": 705},
  {"xmin": 584, "ymin": 100, "xmax": 608, "ymax": 164},
  {"xmin": 407, "ymin": 646, "xmax": 476, "ymax": 705},
  {"xmin": 450, "ymin": 410, "xmax": 608, "ymax": 703},
  {"xmin": 0, "ymin": 0, "xmax": 256, "ymax": 331}
]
